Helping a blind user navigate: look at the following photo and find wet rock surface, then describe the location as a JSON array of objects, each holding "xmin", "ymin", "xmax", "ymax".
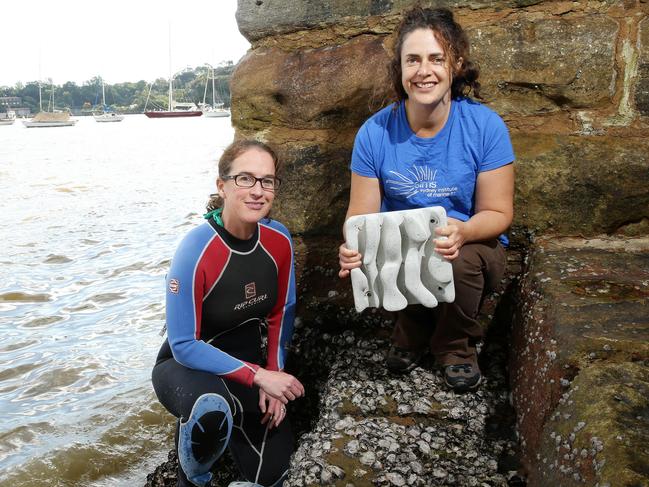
[
  {"xmin": 511, "ymin": 236, "xmax": 649, "ymax": 486},
  {"xmin": 284, "ymin": 320, "xmax": 522, "ymax": 487}
]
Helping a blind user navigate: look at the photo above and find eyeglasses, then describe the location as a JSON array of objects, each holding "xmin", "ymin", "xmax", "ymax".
[{"xmin": 222, "ymin": 173, "xmax": 281, "ymax": 191}]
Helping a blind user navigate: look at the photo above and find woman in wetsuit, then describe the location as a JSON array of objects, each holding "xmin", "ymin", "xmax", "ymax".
[{"xmin": 152, "ymin": 140, "xmax": 304, "ymax": 487}]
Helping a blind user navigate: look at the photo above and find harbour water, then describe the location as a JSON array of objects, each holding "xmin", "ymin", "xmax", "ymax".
[{"xmin": 0, "ymin": 115, "xmax": 235, "ymax": 486}]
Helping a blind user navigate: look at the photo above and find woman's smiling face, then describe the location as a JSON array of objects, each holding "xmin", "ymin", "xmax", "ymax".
[
  {"xmin": 400, "ymin": 28, "xmax": 453, "ymax": 107},
  {"xmin": 218, "ymin": 148, "xmax": 277, "ymax": 226}
]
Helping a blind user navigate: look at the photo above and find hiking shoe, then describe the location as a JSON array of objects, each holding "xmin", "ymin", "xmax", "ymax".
[
  {"xmin": 443, "ymin": 363, "xmax": 482, "ymax": 393},
  {"xmin": 386, "ymin": 345, "xmax": 423, "ymax": 373}
]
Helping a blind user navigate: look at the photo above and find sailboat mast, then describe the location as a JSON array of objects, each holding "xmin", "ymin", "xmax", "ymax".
[
  {"xmin": 212, "ymin": 68, "xmax": 216, "ymax": 106},
  {"xmin": 202, "ymin": 65, "xmax": 209, "ymax": 107},
  {"xmin": 168, "ymin": 23, "xmax": 173, "ymax": 112},
  {"xmin": 102, "ymin": 77, "xmax": 106, "ymax": 106},
  {"xmin": 38, "ymin": 50, "xmax": 42, "ymax": 112}
]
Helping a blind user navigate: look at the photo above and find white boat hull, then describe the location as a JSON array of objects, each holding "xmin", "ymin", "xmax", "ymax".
[
  {"xmin": 23, "ymin": 120, "xmax": 77, "ymax": 128},
  {"xmin": 203, "ymin": 110, "xmax": 230, "ymax": 118},
  {"xmin": 94, "ymin": 113, "xmax": 125, "ymax": 122},
  {"xmin": 0, "ymin": 119, "xmax": 15, "ymax": 126}
]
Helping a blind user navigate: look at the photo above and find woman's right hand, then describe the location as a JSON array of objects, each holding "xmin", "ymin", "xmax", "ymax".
[
  {"xmin": 253, "ymin": 368, "xmax": 304, "ymax": 404},
  {"xmin": 338, "ymin": 243, "xmax": 363, "ymax": 278}
]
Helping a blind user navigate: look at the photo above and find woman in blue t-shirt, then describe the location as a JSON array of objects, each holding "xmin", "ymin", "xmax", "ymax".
[{"xmin": 338, "ymin": 7, "xmax": 515, "ymax": 393}]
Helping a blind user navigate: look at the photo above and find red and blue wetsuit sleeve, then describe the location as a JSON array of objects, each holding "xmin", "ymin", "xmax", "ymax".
[
  {"xmin": 165, "ymin": 223, "xmax": 259, "ymax": 387},
  {"xmin": 260, "ymin": 220, "xmax": 296, "ymax": 372}
]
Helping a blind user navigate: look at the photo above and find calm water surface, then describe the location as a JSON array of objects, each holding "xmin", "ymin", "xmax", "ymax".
[{"xmin": 0, "ymin": 115, "xmax": 235, "ymax": 486}]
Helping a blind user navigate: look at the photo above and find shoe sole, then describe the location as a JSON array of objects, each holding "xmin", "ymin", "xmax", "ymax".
[{"xmin": 443, "ymin": 373, "xmax": 482, "ymax": 393}]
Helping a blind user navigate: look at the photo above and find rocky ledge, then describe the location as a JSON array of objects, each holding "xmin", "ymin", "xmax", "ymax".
[{"xmin": 511, "ymin": 236, "xmax": 649, "ymax": 486}]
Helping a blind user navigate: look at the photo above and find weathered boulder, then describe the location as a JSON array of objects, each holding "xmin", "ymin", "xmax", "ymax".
[
  {"xmin": 470, "ymin": 16, "xmax": 618, "ymax": 116},
  {"xmin": 235, "ymin": 0, "xmax": 546, "ymax": 43},
  {"xmin": 535, "ymin": 363, "xmax": 649, "ymax": 486},
  {"xmin": 231, "ymin": 35, "xmax": 390, "ymax": 131},
  {"xmin": 511, "ymin": 236, "xmax": 649, "ymax": 486},
  {"xmin": 511, "ymin": 135, "xmax": 649, "ymax": 239}
]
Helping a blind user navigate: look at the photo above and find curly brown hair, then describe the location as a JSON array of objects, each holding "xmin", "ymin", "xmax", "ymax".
[
  {"xmin": 388, "ymin": 7, "xmax": 482, "ymax": 101},
  {"xmin": 206, "ymin": 139, "xmax": 280, "ymax": 212}
]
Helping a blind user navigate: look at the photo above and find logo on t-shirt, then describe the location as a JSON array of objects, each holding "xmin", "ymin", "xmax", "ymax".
[
  {"xmin": 245, "ymin": 282, "xmax": 256, "ymax": 299},
  {"xmin": 387, "ymin": 165, "xmax": 457, "ymax": 199}
]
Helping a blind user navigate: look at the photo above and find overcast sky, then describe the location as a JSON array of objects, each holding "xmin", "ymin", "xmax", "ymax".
[{"xmin": 1, "ymin": 0, "xmax": 251, "ymax": 86}]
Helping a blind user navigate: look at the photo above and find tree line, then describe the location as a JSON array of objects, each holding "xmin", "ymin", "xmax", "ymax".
[{"xmin": 0, "ymin": 62, "xmax": 234, "ymax": 114}]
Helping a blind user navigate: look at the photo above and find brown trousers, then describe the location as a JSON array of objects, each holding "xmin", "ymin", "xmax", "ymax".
[{"xmin": 391, "ymin": 240, "xmax": 506, "ymax": 367}]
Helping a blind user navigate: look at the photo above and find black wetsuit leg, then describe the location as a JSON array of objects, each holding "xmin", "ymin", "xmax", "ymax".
[
  {"xmin": 152, "ymin": 340, "xmax": 293, "ymax": 486},
  {"xmin": 224, "ymin": 380, "xmax": 293, "ymax": 485}
]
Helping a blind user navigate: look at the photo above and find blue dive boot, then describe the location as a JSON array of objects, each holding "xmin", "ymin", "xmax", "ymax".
[{"xmin": 178, "ymin": 393, "xmax": 233, "ymax": 487}]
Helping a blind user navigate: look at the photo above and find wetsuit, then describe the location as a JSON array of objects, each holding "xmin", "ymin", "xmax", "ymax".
[{"xmin": 152, "ymin": 216, "xmax": 296, "ymax": 486}]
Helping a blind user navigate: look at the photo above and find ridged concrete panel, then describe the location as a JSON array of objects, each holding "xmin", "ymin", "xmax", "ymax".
[{"xmin": 344, "ymin": 207, "xmax": 455, "ymax": 313}]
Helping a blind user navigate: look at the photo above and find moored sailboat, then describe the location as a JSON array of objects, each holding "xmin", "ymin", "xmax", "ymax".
[
  {"xmin": 23, "ymin": 80, "xmax": 76, "ymax": 128},
  {"xmin": 144, "ymin": 99, "xmax": 202, "ymax": 118},
  {"xmin": 144, "ymin": 24, "xmax": 202, "ymax": 119},
  {"xmin": 94, "ymin": 77, "xmax": 124, "ymax": 122},
  {"xmin": 201, "ymin": 65, "xmax": 229, "ymax": 118}
]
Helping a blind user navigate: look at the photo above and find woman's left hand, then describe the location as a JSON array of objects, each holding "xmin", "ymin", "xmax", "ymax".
[
  {"xmin": 434, "ymin": 218, "xmax": 468, "ymax": 261},
  {"xmin": 259, "ymin": 389, "xmax": 287, "ymax": 429}
]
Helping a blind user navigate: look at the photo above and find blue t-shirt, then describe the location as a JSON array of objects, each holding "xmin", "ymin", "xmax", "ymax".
[{"xmin": 351, "ymin": 98, "xmax": 515, "ymax": 245}]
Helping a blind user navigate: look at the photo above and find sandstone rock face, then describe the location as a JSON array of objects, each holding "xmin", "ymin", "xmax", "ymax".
[
  {"xmin": 535, "ymin": 363, "xmax": 649, "ymax": 486},
  {"xmin": 470, "ymin": 16, "xmax": 618, "ymax": 116},
  {"xmin": 511, "ymin": 237, "xmax": 649, "ymax": 486},
  {"xmin": 233, "ymin": 0, "xmax": 649, "ymax": 240},
  {"xmin": 236, "ymin": 0, "xmax": 545, "ymax": 42},
  {"xmin": 232, "ymin": 36, "xmax": 390, "ymax": 131},
  {"xmin": 512, "ymin": 135, "xmax": 649, "ymax": 238},
  {"xmin": 231, "ymin": 33, "xmax": 392, "ymax": 234}
]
